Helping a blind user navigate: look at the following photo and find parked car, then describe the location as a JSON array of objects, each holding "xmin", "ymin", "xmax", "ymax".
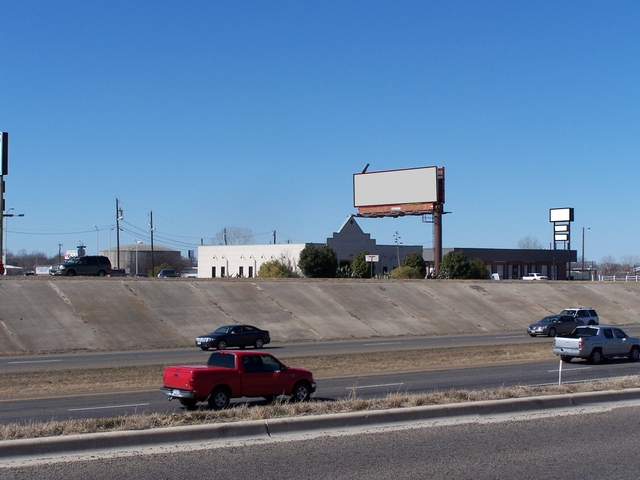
[
  {"xmin": 522, "ymin": 273, "xmax": 548, "ymax": 280},
  {"xmin": 553, "ymin": 325, "xmax": 640, "ymax": 363},
  {"xmin": 527, "ymin": 314, "xmax": 583, "ymax": 337},
  {"xmin": 134, "ymin": 272, "xmax": 149, "ymax": 278},
  {"xmin": 196, "ymin": 324, "xmax": 271, "ymax": 350},
  {"xmin": 157, "ymin": 269, "xmax": 179, "ymax": 278},
  {"xmin": 111, "ymin": 269, "xmax": 127, "ymax": 277},
  {"xmin": 49, "ymin": 255, "xmax": 112, "ymax": 277},
  {"xmin": 559, "ymin": 307, "xmax": 599, "ymax": 325},
  {"xmin": 161, "ymin": 350, "xmax": 316, "ymax": 409}
]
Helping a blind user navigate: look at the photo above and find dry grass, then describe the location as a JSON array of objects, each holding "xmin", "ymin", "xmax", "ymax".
[
  {"xmin": 2, "ymin": 343, "xmax": 637, "ymax": 441},
  {"xmin": 2, "ymin": 375, "xmax": 639, "ymax": 440}
]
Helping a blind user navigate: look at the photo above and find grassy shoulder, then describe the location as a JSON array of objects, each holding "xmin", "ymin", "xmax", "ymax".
[{"xmin": 2, "ymin": 343, "xmax": 639, "ymax": 441}]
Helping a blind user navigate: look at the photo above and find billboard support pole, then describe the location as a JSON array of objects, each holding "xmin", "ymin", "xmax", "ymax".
[{"xmin": 433, "ymin": 204, "xmax": 442, "ymax": 277}]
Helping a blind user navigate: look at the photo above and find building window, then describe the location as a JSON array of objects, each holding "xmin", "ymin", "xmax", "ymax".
[
  {"xmin": 211, "ymin": 266, "xmax": 216, "ymax": 278},
  {"xmin": 496, "ymin": 264, "xmax": 504, "ymax": 279},
  {"xmin": 239, "ymin": 266, "xmax": 244, "ymax": 277},
  {"xmin": 221, "ymin": 266, "xmax": 225, "ymax": 277},
  {"xmin": 248, "ymin": 266, "xmax": 253, "ymax": 278},
  {"xmin": 541, "ymin": 265, "xmax": 548, "ymax": 276}
]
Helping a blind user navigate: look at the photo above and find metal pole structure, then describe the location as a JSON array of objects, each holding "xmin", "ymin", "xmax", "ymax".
[
  {"xmin": 94, "ymin": 225, "xmax": 99, "ymax": 255},
  {"xmin": 567, "ymin": 223, "xmax": 571, "ymax": 281},
  {"xmin": 116, "ymin": 198, "xmax": 122, "ymax": 269},
  {"xmin": 433, "ymin": 204, "xmax": 443, "ymax": 278},
  {"xmin": 581, "ymin": 227, "xmax": 590, "ymax": 279},
  {"xmin": 3, "ymin": 209, "xmax": 25, "ymax": 268},
  {"xmin": 0, "ymin": 179, "xmax": 4, "ymax": 270},
  {"xmin": 135, "ymin": 240, "xmax": 142, "ymax": 275},
  {"xmin": 0, "ymin": 132, "xmax": 8, "ymax": 271},
  {"xmin": 149, "ymin": 211, "xmax": 155, "ymax": 276}
]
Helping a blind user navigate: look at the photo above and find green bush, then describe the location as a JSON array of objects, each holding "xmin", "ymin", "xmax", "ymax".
[
  {"xmin": 391, "ymin": 266, "xmax": 423, "ymax": 279},
  {"xmin": 401, "ymin": 252, "xmax": 427, "ymax": 278},
  {"xmin": 298, "ymin": 244, "xmax": 338, "ymax": 278},
  {"xmin": 350, "ymin": 251, "xmax": 374, "ymax": 278},
  {"xmin": 438, "ymin": 251, "xmax": 471, "ymax": 279},
  {"xmin": 257, "ymin": 260, "xmax": 299, "ymax": 278}
]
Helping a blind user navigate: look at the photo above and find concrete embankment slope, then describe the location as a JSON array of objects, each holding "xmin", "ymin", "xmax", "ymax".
[{"xmin": 1, "ymin": 277, "xmax": 639, "ymax": 354}]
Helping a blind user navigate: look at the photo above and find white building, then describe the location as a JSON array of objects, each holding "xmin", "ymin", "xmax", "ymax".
[
  {"xmin": 197, "ymin": 215, "xmax": 424, "ymax": 279},
  {"xmin": 198, "ymin": 243, "xmax": 306, "ymax": 278}
]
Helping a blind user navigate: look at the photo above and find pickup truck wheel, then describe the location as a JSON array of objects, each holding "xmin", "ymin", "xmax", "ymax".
[
  {"xmin": 548, "ymin": 328, "xmax": 557, "ymax": 337},
  {"xmin": 66, "ymin": 270, "xmax": 76, "ymax": 276},
  {"xmin": 208, "ymin": 387, "xmax": 230, "ymax": 410},
  {"xmin": 560, "ymin": 355, "xmax": 572, "ymax": 363},
  {"xmin": 200, "ymin": 346, "xmax": 209, "ymax": 351},
  {"xmin": 629, "ymin": 346, "xmax": 640, "ymax": 362},
  {"xmin": 291, "ymin": 381, "xmax": 312, "ymax": 402},
  {"xmin": 97, "ymin": 270, "xmax": 107, "ymax": 277},
  {"xmin": 216, "ymin": 340, "xmax": 227, "ymax": 350},
  {"xmin": 589, "ymin": 349, "xmax": 603, "ymax": 364},
  {"xmin": 179, "ymin": 398, "xmax": 198, "ymax": 410},
  {"xmin": 254, "ymin": 338, "xmax": 264, "ymax": 349}
]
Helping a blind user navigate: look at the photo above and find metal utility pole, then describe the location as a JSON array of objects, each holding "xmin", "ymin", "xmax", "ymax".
[
  {"xmin": 149, "ymin": 210, "xmax": 155, "ymax": 276},
  {"xmin": 581, "ymin": 226, "xmax": 590, "ymax": 279},
  {"xmin": 394, "ymin": 231, "xmax": 402, "ymax": 267},
  {"xmin": 116, "ymin": 198, "xmax": 123, "ymax": 269}
]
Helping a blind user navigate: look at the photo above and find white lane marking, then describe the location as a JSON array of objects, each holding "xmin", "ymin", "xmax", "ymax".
[
  {"xmin": 7, "ymin": 359, "xmax": 63, "ymax": 364},
  {"xmin": 547, "ymin": 366, "xmax": 591, "ymax": 373},
  {"xmin": 68, "ymin": 403, "xmax": 150, "ymax": 412},
  {"xmin": 346, "ymin": 383, "xmax": 404, "ymax": 390},
  {"xmin": 363, "ymin": 342, "xmax": 402, "ymax": 346}
]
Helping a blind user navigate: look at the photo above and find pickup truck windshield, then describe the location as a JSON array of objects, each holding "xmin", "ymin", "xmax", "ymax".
[{"xmin": 207, "ymin": 353, "xmax": 236, "ymax": 368}]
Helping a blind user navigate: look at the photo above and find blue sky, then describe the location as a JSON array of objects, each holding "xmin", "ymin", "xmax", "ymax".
[{"xmin": 1, "ymin": 1, "xmax": 638, "ymax": 263}]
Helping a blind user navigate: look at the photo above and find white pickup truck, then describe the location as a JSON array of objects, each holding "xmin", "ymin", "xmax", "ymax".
[{"xmin": 552, "ymin": 325, "xmax": 640, "ymax": 364}]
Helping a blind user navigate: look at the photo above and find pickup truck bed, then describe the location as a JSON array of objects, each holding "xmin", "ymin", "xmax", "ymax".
[{"xmin": 552, "ymin": 325, "xmax": 640, "ymax": 364}]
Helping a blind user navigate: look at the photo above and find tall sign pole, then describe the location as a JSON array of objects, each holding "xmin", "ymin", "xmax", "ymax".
[{"xmin": 0, "ymin": 133, "xmax": 9, "ymax": 273}]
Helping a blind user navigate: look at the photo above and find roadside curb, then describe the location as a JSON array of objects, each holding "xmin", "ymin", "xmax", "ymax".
[{"xmin": 2, "ymin": 388, "xmax": 640, "ymax": 460}]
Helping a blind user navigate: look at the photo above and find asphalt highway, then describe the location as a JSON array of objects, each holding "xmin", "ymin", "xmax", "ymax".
[
  {"xmin": 2, "ymin": 355, "xmax": 639, "ymax": 423},
  {"xmin": 4, "ymin": 326, "xmax": 640, "ymax": 374}
]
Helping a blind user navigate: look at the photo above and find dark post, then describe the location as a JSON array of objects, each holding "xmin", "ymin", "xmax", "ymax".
[{"xmin": 433, "ymin": 204, "xmax": 442, "ymax": 277}]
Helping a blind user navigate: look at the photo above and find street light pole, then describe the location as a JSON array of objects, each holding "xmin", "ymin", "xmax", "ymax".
[
  {"xmin": 2, "ymin": 208, "xmax": 25, "ymax": 270},
  {"xmin": 94, "ymin": 225, "xmax": 99, "ymax": 255},
  {"xmin": 135, "ymin": 240, "xmax": 143, "ymax": 275},
  {"xmin": 581, "ymin": 226, "xmax": 590, "ymax": 279}
]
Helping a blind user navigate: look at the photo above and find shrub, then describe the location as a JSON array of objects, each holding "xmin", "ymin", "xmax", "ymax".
[{"xmin": 391, "ymin": 266, "xmax": 423, "ymax": 279}]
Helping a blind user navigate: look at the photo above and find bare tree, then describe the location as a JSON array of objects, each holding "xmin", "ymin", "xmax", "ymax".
[
  {"xmin": 213, "ymin": 227, "xmax": 254, "ymax": 245},
  {"xmin": 619, "ymin": 255, "xmax": 640, "ymax": 273},
  {"xmin": 517, "ymin": 236, "xmax": 543, "ymax": 249},
  {"xmin": 599, "ymin": 256, "xmax": 619, "ymax": 276}
]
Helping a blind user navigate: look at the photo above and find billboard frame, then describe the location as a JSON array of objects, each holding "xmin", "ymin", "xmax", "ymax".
[{"xmin": 353, "ymin": 166, "xmax": 444, "ymax": 217}]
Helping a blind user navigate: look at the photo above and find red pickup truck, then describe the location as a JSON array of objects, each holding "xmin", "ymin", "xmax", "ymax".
[{"xmin": 161, "ymin": 350, "xmax": 316, "ymax": 409}]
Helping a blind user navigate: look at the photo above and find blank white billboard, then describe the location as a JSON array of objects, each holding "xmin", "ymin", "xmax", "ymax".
[
  {"xmin": 354, "ymin": 166, "xmax": 438, "ymax": 207},
  {"xmin": 549, "ymin": 207, "xmax": 574, "ymax": 222}
]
